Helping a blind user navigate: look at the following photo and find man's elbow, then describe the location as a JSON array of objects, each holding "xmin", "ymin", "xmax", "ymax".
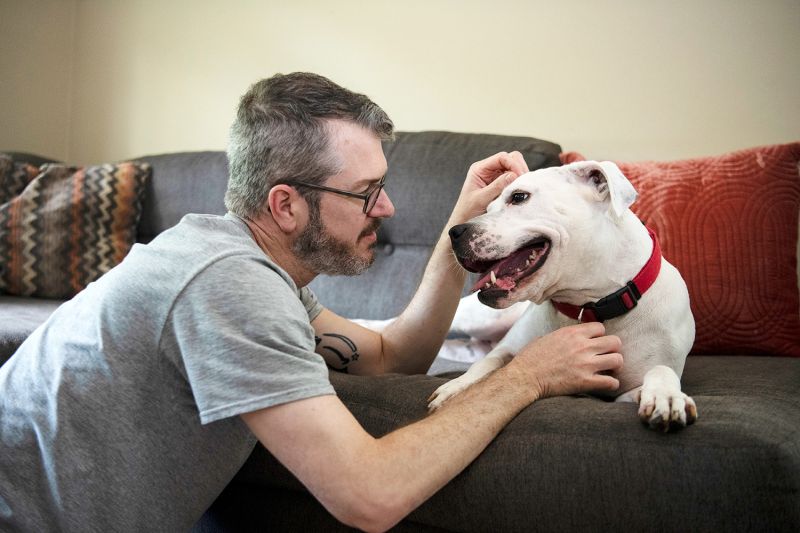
[{"xmin": 326, "ymin": 488, "xmax": 415, "ymax": 533}]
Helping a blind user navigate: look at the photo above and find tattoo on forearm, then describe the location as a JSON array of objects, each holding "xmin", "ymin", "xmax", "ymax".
[{"xmin": 316, "ymin": 333, "xmax": 360, "ymax": 373}]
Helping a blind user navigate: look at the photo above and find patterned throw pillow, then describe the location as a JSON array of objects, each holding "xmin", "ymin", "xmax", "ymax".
[
  {"xmin": 561, "ymin": 143, "xmax": 800, "ymax": 357},
  {"xmin": 0, "ymin": 155, "xmax": 151, "ymax": 299},
  {"xmin": 0, "ymin": 156, "xmax": 39, "ymax": 205}
]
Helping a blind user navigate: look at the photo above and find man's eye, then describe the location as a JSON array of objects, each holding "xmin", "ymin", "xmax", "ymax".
[
  {"xmin": 363, "ymin": 180, "xmax": 383, "ymax": 195},
  {"xmin": 510, "ymin": 192, "xmax": 530, "ymax": 205}
]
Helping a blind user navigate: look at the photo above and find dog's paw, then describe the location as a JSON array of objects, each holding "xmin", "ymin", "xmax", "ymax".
[
  {"xmin": 427, "ymin": 379, "xmax": 472, "ymax": 413},
  {"xmin": 637, "ymin": 388, "xmax": 698, "ymax": 432}
]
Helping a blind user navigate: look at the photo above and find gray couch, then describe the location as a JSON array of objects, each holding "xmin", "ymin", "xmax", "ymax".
[{"xmin": 2, "ymin": 132, "xmax": 798, "ymax": 532}]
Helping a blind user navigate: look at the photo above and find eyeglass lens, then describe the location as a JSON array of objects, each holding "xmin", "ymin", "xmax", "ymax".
[{"xmin": 365, "ymin": 182, "xmax": 384, "ymax": 213}]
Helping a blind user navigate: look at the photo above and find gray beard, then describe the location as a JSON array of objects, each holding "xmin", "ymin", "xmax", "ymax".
[{"xmin": 293, "ymin": 208, "xmax": 378, "ymax": 276}]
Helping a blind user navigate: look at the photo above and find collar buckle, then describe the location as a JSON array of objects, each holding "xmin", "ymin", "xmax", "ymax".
[{"xmin": 579, "ymin": 281, "xmax": 642, "ymax": 322}]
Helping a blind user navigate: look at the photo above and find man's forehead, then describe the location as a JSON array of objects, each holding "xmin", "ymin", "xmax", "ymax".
[{"xmin": 326, "ymin": 121, "xmax": 387, "ymax": 186}]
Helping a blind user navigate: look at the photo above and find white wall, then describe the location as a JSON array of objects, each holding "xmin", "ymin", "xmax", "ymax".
[
  {"xmin": 2, "ymin": 0, "xmax": 799, "ymax": 164},
  {"xmin": 0, "ymin": 0, "xmax": 76, "ymax": 161}
]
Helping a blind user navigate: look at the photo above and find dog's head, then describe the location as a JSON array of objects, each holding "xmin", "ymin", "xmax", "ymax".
[{"xmin": 450, "ymin": 161, "xmax": 638, "ymax": 308}]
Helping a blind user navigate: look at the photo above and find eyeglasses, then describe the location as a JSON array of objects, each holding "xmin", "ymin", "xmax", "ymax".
[{"xmin": 287, "ymin": 175, "xmax": 386, "ymax": 214}]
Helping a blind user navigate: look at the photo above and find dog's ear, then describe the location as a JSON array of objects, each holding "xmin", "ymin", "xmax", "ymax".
[{"xmin": 576, "ymin": 161, "xmax": 638, "ymax": 218}]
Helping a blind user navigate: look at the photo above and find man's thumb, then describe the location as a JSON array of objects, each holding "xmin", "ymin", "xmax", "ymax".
[
  {"xmin": 485, "ymin": 171, "xmax": 516, "ymax": 196},
  {"xmin": 475, "ymin": 172, "xmax": 516, "ymax": 207}
]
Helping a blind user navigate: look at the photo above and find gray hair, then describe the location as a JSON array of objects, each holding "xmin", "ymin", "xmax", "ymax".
[{"xmin": 225, "ymin": 72, "xmax": 394, "ymax": 218}]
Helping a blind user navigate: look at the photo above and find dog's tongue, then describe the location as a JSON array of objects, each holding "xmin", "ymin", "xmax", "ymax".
[
  {"xmin": 470, "ymin": 244, "xmax": 545, "ymax": 293},
  {"xmin": 471, "ymin": 274, "xmax": 516, "ymax": 293}
]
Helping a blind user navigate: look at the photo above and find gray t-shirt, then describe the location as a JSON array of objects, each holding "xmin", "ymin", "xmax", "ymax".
[{"xmin": 0, "ymin": 213, "xmax": 335, "ymax": 532}]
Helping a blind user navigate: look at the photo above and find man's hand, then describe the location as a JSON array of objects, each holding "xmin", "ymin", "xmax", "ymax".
[
  {"xmin": 450, "ymin": 151, "xmax": 530, "ymax": 224},
  {"xmin": 374, "ymin": 150, "xmax": 530, "ymax": 374},
  {"xmin": 508, "ymin": 322, "xmax": 623, "ymax": 400}
]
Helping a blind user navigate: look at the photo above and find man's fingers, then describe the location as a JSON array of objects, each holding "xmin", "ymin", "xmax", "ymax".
[
  {"xmin": 567, "ymin": 321, "xmax": 606, "ymax": 338},
  {"xmin": 506, "ymin": 150, "xmax": 529, "ymax": 175},
  {"xmin": 594, "ymin": 352, "xmax": 624, "ymax": 373},
  {"xmin": 590, "ymin": 374, "xmax": 620, "ymax": 392},
  {"xmin": 471, "ymin": 151, "xmax": 530, "ymax": 185},
  {"xmin": 589, "ymin": 334, "xmax": 622, "ymax": 356},
  {"xmin": 493, "ymin": 151, "xmax": 528, "ymax": 178},
  {"xmin": 477, "ymin": 171, "xmax": 516, "ymax": 200}
]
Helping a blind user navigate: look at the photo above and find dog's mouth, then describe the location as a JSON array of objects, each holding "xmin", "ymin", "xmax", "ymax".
[{"xmin": 464, "ymin": 237, "xmax": 551, "ymax": 294}]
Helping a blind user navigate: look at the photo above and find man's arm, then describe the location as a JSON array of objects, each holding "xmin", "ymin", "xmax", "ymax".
[
  {"xmin": 312, "ymin": 151, "xmax": 530, "ymax": 375},
  {"xmin": 242, "ymin": 322, "xmax": 622, "ymax": 532}
]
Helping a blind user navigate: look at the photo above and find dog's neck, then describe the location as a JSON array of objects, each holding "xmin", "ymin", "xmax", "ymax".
[
  {"xmin": 545, "ymin": 213, "xmax": 654, "ymax": 306},
  {"xmin": 552, "ymin": 224, "xmax": 661, "ymax": 322}
]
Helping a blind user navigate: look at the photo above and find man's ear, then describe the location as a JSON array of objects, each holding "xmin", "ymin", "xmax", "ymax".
[
  {"xmin": 571, "ymin": 161, "xmax": 637, "ymax": 219},
  {"xmin": 267, "ymin": 184, "xmax": 306, "ymax": 233}
]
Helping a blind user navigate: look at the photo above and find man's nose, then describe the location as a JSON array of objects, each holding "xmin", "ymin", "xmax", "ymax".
[{"xmin": 370, "ymin": 189, "xmax": 395, "ymax": 218}]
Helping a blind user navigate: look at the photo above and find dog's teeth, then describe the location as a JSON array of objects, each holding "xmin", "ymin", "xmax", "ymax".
[
  {"xmin": 490, "ymin": 271, "xmax": 497, "ymax": 283},
  {"xmin": 484, "ymin": 282, "xmax": 491, "ymax": 289}
]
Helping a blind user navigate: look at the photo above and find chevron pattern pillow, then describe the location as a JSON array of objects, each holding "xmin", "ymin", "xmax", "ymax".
[{"xmin": 0, "ymin": 155, "xmax": 151, "ymax": 299}]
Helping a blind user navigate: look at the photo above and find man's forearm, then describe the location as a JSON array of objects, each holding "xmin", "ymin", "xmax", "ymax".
[
  {"xmin": 247, "ymin": 322, "xmax": 622, "ymax": 532},
  {"xmin": 377, "ymin": 154, "xmax": 527, "ymax": 375},
  {"xmin": 329, "ymin": 363, "xmax": 539, "ymax": 531},
  {"xmin": 323, "ymin": 324, "xmax": 621, "ymax": 531},
  {"xmin": 381, "ymin": 215, "xmax": 468, "ymax": 373}
]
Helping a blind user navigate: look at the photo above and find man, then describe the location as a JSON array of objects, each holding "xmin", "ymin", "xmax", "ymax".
[{"xmin": 0, "ymin": 73, "xmax": 622, "ymax": 532}]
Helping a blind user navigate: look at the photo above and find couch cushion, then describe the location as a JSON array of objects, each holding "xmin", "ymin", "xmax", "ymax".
[
  {"xmin": 310, "ymin": 131, "xmax": 562, "ymax": 319},
  {"xmin": 220, "ymin": 356, "xmax": 800, "ymax": 532},
  {"xmin": 0, "ymin": 295, "xmax": 63, "ymax": 366},
  {"xmin": 137, "ymin": 151, "xmax": 229, "ymax": 243},
  {"xmin": 0, "ymin": 157, "xmax": 151, "ymax": 299},
  {"xmin": 380, "ymin": 131, "xmax": 562, "ymax": 247},
  {"xmin": 562, "ymin": 144, "xmax": 800, "ymax": 357}
]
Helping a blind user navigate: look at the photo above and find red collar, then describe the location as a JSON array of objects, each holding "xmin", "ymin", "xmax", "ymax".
[{"xmin": 552, "ymin": 227, "xmax": 661, "ymax": 323}]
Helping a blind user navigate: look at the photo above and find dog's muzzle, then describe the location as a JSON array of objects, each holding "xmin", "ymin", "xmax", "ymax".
[{"xmin": 449, "ymin": 223, "xmax": 551, "ymax": 305}]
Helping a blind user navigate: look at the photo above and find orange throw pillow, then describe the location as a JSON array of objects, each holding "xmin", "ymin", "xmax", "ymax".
[{"xmin": 561, "ymin": 143, "xmax": 800, "ymax": 357}]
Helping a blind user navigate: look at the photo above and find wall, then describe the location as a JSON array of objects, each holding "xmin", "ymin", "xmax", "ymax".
[
  {"xmin": 1, "ymin": 0, "xmax": 798, "ymax": 164},
  {"xmin": 0, "ymin": 0, "xmax": 76, "ymax": 161}
]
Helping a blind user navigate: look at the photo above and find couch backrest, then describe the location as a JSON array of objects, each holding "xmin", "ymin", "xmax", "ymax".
[
  {"xmin": 135, "ymin": 131, "xmax": 562, "ymax": 319},
  {"xmin": 312, "ymin": 131, "xmax": 561, "ymax": 319},
  {"xmin": 137, "ymin": 151, "xmax": 230, "ymax": 243}
]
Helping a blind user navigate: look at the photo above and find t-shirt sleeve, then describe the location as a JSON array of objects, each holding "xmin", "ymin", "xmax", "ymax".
[
  {"xmin": 300, "ymin": 286, "xmax": 324, "ymax": 322},
  {"xmin": 165, "ymin": 254, "xmax": 335, "ymax": 424}
]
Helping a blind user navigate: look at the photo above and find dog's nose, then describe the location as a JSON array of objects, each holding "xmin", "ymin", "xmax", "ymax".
[{"xmin": 449, "ymin": 224, "xmax": 470, "ymax": 243}]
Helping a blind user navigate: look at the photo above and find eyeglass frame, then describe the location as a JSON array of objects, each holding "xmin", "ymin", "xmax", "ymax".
[{"xmin": 285, "ymin": 175, "xmax": 386, "ymax": 214}]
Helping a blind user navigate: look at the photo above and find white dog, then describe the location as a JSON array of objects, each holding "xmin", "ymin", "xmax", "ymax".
[{"xmin": 428, "ymin": 161, "xmax": 697, "ymax": 431}]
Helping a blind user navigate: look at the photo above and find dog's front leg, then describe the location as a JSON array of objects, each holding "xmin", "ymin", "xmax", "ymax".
[
  {"xmin": 427, "ymin": 349, "xmax": 514, "ymax": 412},
  {"xmin": 632, "ymin": 365, "xmax": 698, "ymax": 431},
  {"xmin": 428, "ymin": 302, "xmax": 551, "ymax": 412}
]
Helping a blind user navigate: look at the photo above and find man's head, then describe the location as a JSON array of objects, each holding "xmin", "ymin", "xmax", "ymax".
[
  {"xmin": 225, "ymin": 72, "xmax": 394, "ymax": 218},
  {"xmin": 226, "ymin": 73, "xmax": 395, "ymax": 276}
]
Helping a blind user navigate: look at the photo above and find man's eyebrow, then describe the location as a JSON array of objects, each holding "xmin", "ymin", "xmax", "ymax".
[{"xmin": 353, "ymin": 174, "xmax": 386, "ymax": 189}]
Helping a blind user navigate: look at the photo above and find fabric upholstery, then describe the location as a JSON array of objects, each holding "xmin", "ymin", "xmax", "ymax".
[
  {"xmin": 379, "ymin": 131, "xmax": 562, "ymax": 247},
  {"xmin": 0, "ymin": 295, "xmax": 62, "ymax": 366},
  {"xmin": 310, "ymin": 131, "xmax": 562, "ymax": 319},
  {"xmin": 0, "ymin": 156, "xmax": 39, "ymax": 204},
  {"xmin": 137, "ymin": 151, "xmax": 229, "ymax": 243},
  {"xmin": 561, "ymin": 144, "xmax": 800, "ymax": 357},
  {"xmin": 0, "ymin": 158, "xmax": 151, "ymax": 299},
  {"xmin": 208, "ymin": 356, "xmax": 800, "ymax": 532},
  {"xmin": 2, "ymin": 134, "xmax": 797, "ymax": 532}
]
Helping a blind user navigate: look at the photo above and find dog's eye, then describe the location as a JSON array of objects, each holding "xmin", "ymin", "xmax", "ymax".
[{"xmin": 509, "ymin": 191, "xmax": 530, "ymax": 205}]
